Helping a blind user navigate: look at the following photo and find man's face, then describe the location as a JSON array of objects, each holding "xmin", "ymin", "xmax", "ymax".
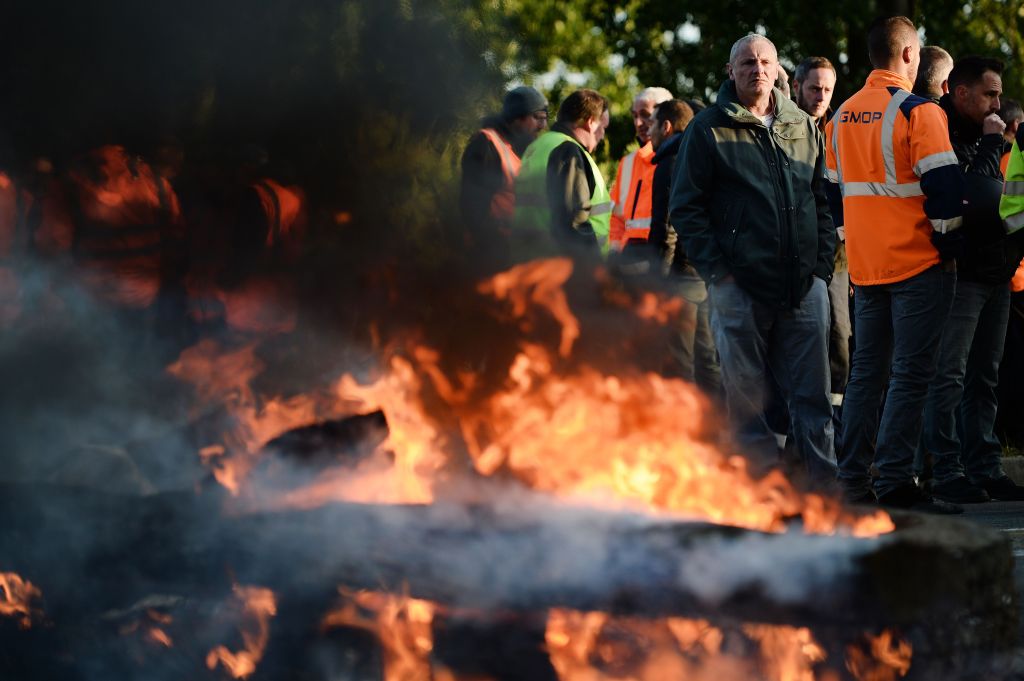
[
  {"xmin": 588, "ymin": 109, "xmax": 611, "ymax": 152},
  {"xmin": 649, "ymin": 115, "xmax": 670, "ymax": 150},
  {"xmin": 526, "ymin": 109, "xmax": 548, "ymax": 137},
  {"xmin": 954, "ymin": 71, "xmax": 1002, "ymax": 126},
  {"xmin": 795, "ymin": 68, "xmax": 836, "ymax": 120},
  {"xmin": 728, "ymin": 39, "xmax": 779, "ymax": 104},
  {"xmin": 511, "ymin": 110, "xmax": 548, "ymax": 140},
  {"xmin": 631, "ymin": 97, "xmax": 656, "ymax": 144}
]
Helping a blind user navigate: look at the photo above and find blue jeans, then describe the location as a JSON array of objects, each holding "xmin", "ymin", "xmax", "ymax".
[
  {"xmin": 839, "ymin": 264, "xmax": 955, "ymax": 498},
  {"xmin": 708, "ymin": 277, "xmax": 836, "ymax": 482},
  {"xmin": 923, "ymin": 281, "xmax": 1011, "ymax": 484}
]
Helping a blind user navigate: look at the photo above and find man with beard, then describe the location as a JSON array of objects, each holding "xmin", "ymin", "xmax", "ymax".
[
  {"xmin": 460, "ymin": 86, "xmax": 548, "ymax": 267},
  {"xmin": 793, "ymin": 57, "xmax": 837, "ymax": 131},
  {"xmin": 922, "ymin": 56, "xmax": 1024, "ymax": 502},
  {"xmin": 792, "ymin": 56, "xmax": 849, "ymax": 418},
  {"xmin": 670, "ymin": 33, "xmax": 837, "ymax": 484}
]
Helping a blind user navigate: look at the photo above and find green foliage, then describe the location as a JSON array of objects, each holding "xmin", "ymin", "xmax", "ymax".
[{"xmin": 454, "ymin": 0, "xmax": 1024, "ymax": 159}]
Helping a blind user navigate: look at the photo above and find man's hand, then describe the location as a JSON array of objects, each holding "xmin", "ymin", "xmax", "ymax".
[{"xmin": 983, "ymin": 113, "xmax": 1006, "ymax": 136}]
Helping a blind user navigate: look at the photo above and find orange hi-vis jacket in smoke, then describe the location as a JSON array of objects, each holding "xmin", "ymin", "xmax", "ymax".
[
  {"xmin": 479, "ymin": 128, "xmax": 521, "ymax": 225},
  {"xmin": 825, "ymin": 70, "xmax": 963, "ymax": 285},
  {"xmin": 0, "ymin": 173, "xmax": 22, "ymax": 324},
  {"xmin": 0, "ymin": 171, "xmax": 74, "ymax": 325},
  {"xmin": 190, "ymin": 176, "xmax": 305, "ymax": 333},
  {"xmin": 67, "ymin": 145, "xmax": 183, "ymax": 309},
  {"xmin": 609, "ymin": 141, "xmax": 655, "ymax": 247}
]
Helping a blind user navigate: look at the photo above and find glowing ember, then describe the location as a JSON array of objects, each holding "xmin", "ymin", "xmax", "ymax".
[
  {"xmin": 546, "ymin": 609, "xmax": 834, "ymax": 681},
  {"xmin": 0, "ymin": 572, "xmax": 42, "ymax": 629},
  {"xmin": 206, "ymin": 585, "xmax": 277, "ymax": 679},
  {"xmin": 119, "ymin": 608, "xmax": 175, "ymax": 648},
  {"xmin": 322, "ymin": 588, "xmax": 438, "ymax": 681},
  {"xmin": 845, "ymin": 631, "xmax": 913, "ymax": 681}
]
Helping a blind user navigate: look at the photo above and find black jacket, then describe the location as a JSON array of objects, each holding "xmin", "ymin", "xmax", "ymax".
[
  {"xmin": 939, "ymin": 95, "xmax": 1023, "ymax": 283},
  {"xmin": 647, "ymin": 131, "xmax": 693, "ymax": 274},
  {"xmin": 669, "ymin": 82, "xmax": 835, "ymax": 309}
]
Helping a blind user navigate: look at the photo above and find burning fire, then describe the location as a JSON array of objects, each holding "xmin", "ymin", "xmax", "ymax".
[
  {"xmin": 0, "ymin": 572, "xmax": 43, "ymax": 629},
  {"xmin": 845, "ymin": 631, "xmax": 913, "ymax": 681},
  {"xmin": 322, "ymin": 587, "xmax": 439, "ymax": 681},
  {"xmin": 166, "ymin": 257, "xmax": 904, "ymax": 680},
  {"xmin": 317, "ymin": 588, "xmax": 913, "ymax": 681},
  {"xmin": 206, "ymin": 584, "xmax": 277, "ymax": 679},
  {"xmin": 172, "ymin": 258, "xmax": 893, "ymax": 537}
]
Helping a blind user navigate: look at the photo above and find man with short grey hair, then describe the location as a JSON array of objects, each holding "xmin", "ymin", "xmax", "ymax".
[
  {"xmin": 609, "ymin": 86, "xmax": 673, "ymax": 251},
  {"xmin": 912, "ymin": 45, "xmax": 953, "ymax": 102},
  {"xmin": 670, "ymin": 33, "xmax": 837, "ymax": 483}
]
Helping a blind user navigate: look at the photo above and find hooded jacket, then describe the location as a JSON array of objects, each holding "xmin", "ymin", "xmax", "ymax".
[{"xmin": 669, "ymin": 81, "xmax": 835, "ymax": 309}]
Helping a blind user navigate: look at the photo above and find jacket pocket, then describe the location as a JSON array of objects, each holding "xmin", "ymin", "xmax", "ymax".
[{"xmin": 718, "ymin": 198, "xmax": 748, "ymax": 263}]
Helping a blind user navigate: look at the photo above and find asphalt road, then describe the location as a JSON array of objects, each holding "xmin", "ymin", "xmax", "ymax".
[{"xmin": 960, "ymin": 500, "xmax": 1024, "ymax": 643}]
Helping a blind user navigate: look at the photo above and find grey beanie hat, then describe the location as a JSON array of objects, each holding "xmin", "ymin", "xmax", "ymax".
[{"xmin": 502, "ymin": 86, "xmax": 548, "ymax": 120}]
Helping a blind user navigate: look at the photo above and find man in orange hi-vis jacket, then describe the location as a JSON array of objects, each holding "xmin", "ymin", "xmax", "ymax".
[
  {"xmin": 826, "ymin": 16, "xmax": 965, "ymax": 513},
  {"xmin": 609, "ymin": 86, "xmax": 673, "ymax": 253}
]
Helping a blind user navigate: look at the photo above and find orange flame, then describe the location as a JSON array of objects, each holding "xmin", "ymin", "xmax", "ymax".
[
  {"xmin": 845, "ymin": 630, "xmax": 913, "ymax": 681},
  {"xmin": 322, "ymin": 588, "xmax": 437, "ymax": 681},
  {"xmin": 0, "ymin": 572, "xmax": 42, "ymax": 629},
  {"xmin": 206, "ymin": 585, "xmax": 277, "ymax": 679},
  {"xmin": 545, "ymin": 609, "xmax": 849, "ymax": 681},
  {"xmin": 478, "ymin": 258, "xmax": 579, "ymax": 358}
]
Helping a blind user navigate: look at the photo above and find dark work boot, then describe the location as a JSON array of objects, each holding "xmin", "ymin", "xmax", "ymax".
[
  {"xmin": 931, "ymin": 476, "xmax": 990, "ymax": 504},
  {"xmin": 975, "ymin": 475, "xmax": 1024, "ymax": 501},
  {"xmin": 877, "ymin": 484, "xmax": 964, "ymax": 515}
]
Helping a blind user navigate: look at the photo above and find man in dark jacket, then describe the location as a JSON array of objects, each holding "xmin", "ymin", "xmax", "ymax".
[
  {"xmin": 670, "ymin": 33, "xmax": 837, "ymax": 482},
  {"xmin": 922, "ymin": 56, "xmax": 1024, "ymax": 502},
  {"xmin": 460, "ymin": 86, "xmax": 548, "ymax": 266},
  {"xmin": 644, "ymin": 99, "xmax": 720, "ymax": 395}
]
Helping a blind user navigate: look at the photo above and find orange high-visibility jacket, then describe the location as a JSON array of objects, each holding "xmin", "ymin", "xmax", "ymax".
[
  {"xmin": 825, "ymin": 70, "xmax": 963, "ymax": 285},
  {"xmin": 0, "ymin": 173, "xmax": 22, "ymax": 324},
  {"xmin": 609, "ymin": 141, "xmax": 655, "ymax": 247},
  {"xmin": 1002, "ymin": 149, "xmax": 1011, "ymax": 177},
  {"xmin": 251, "ymin": 178, "xmax": 306, "ymax": 255},
  {"xmin": 68, "ymin": 145, "xmax": 183, "ymax": 309},
  {"xmin": 479, "ymin": 128, "xmax": 521, "ymax": 225}
]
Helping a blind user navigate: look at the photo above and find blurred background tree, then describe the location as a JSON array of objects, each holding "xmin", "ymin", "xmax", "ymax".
[{"xmin": 0, "ymin": 0, "xmax": 1020, "ymax": 258}]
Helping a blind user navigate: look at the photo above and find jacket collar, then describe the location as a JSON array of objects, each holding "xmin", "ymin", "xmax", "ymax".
[
  {"xmin": 939, "ymin": 93, "xmax": 983, "ymax": 143},
  {"xmin": 715, "ymin": 80, "xmax": 804, "ymax": 127},
  {"xmin": 652, "ymin": 132, "xmax": 683, "ymax": 163},
  {"xmin": 864, "ymin": 69, "xmax": 913, "ymax": 91}
]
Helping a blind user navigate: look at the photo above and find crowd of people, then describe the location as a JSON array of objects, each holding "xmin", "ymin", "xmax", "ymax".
[
  {"xmin": 0, "ymin": 143, "xmax": 309, "ymax": 364},
  {"xmin": 460, "ymin": 15, "xmax": 1024, "ymax": 514}
]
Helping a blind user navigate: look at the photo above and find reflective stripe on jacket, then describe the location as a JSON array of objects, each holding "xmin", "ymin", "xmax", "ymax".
[
  {"xmin": 1000, "ymin": 141, "xmax": 1024, "ymax": 236},
  {"xmin": 68, "ymin": 146, "xmax": 183, "ymax": 309},
  {"xmin": 513, "ymin": 130, "xmax": 611, "ymax": 259},
  {"xmin": 825, "ymin": 70, "xmax": 963, "ymax": 286},
  {"xmin": 479, "ymin": 128, "xmax": 522, "ymax": 225},
  {"xmin": 609, "ymin": 141, "xmax": 655, "ymax": 247}
]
